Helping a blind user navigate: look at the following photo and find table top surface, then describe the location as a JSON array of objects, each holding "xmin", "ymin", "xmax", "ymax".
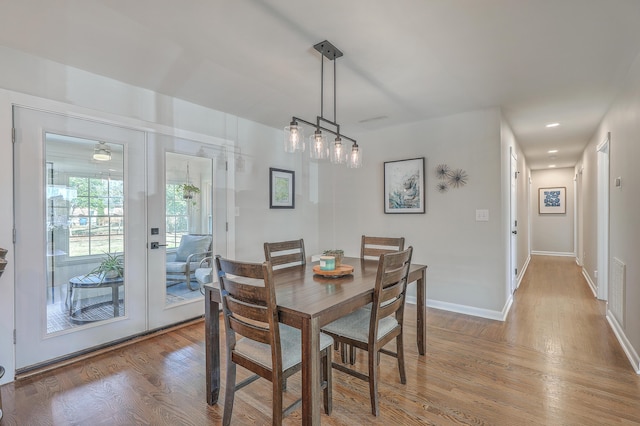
[
  {"xmin": 205, "ymin": 256, "xmax": 426, "ymax": 326},
  {"xmin": 69, "ymin": 274, "xmax": 125, "ymax": 286}
]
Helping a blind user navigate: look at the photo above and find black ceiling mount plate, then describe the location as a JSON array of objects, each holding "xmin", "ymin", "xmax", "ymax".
[{"xmin": 313, "ymin": 40, "xmax": 343, "ymax": 60}]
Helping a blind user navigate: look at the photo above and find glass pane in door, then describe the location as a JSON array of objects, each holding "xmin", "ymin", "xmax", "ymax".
[
  {"xmin": 165, "ymin": 152, "xmax": 213, "ymax": 305},
  {"xmin": 46, "ymin": 134, "xmax": 125, "ymax": 332}
]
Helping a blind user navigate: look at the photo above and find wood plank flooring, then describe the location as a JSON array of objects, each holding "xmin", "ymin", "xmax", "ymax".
[{"xmin": 2, "ymin": 255, "xmax": 639, "ymax": 425}]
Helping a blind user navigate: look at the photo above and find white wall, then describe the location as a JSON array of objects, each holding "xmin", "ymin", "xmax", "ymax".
[
  {"xmin": 233, "ymin": 118, "xmax": 320, "ymax": 262},
  {"xmin": 318, "ymin": 108, "xmax": 511, "ymax": 316},
  {"xmin": 578, "ymin": 51, "xmax": 640, "ymax": 371},
  {"xmin": 530, "ymin": 168, "xmax": 575, "ymax": 255}
]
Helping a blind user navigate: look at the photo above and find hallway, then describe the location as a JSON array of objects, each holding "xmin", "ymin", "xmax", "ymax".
[{"xmin": 1, "ymin": 255, "xmax": 639, "ymax": 425}]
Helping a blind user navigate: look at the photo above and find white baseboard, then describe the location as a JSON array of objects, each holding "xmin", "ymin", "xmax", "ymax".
[
  {"xmin": 425, "ymin": 299, "xmax": 508, "ymax": 321},
  {"xmin": 531, "ymin": 250, "xmax": 575, "ymax": 257},
  {"xmin": 406, "ymin": 256, "xmax": 526, "ymax": 321},
  {"xmin": 582, "ymin": 267, "xmax": 597, "ymax": 297},
  {"xmin": 606, "ymin": 311, "xmax": 640, "ymax": 374},
  {"xmin": 516, "ymin": 255, "xmax": 531, "ymax": 289}
]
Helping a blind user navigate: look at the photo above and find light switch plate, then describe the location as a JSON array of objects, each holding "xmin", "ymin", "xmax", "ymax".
[{"xmin": 476, "ymin": 209, "xmax": 489, "ymax": 221}]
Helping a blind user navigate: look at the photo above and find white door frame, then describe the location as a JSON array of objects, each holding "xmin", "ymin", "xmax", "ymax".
[
  {"xmin": 596, "ymin": 133, "xmax": 610, "ymax": 301},
  {"xmin": 575, "ymin": 166, "xmax": 584, "ymax": 266},
  {"xmin": 510, "ymin": 147, "xmax": 518, "ymax": 293}
]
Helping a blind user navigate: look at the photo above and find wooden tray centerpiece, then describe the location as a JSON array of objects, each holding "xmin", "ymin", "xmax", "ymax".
[{"xmin": 312, "ymin": 264, "xmax": 354, "ymax": 277}]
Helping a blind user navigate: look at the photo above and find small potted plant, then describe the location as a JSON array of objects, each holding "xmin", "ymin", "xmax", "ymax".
[
  {"xmin": 322, "ymin": 249, "xmax": 344, "ymax": 267},
  {"xmin": 86, "ymin": 252, "xmax": 124, "ymax": 282}
]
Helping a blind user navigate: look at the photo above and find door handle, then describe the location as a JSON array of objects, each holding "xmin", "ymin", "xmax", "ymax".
[
  {"xmin": 150, "ymin": 242, "xmax": 168, "ymax": 249},
  {"xmin": 512, "ymin": 230, "xmax": 517, "ymax": 235}
]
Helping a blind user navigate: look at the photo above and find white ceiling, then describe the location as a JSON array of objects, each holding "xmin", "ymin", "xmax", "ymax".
[{"xmin": 2, "ymin": 0, "xmax": 640, "ymax": 170}]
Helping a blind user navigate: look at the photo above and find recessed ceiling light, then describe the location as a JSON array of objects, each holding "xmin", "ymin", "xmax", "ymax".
[
  {"xmin": 546, "ymin": 123, "xmax": 560, "ymax": 128},
  {"xmin": 548, "ymin": 149, "xmax": 558, "ymax": 153},
  {"xmin": 548, "ymin": 164, "xmax": 556, "ymax": 168}
]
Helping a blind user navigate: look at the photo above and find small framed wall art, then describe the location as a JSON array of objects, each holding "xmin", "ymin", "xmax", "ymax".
[
  {"xmin": 269, "ymin": 167, "xmax": 295, "ymax": 209},
  {"xmin": 384, "ymin": 157, "xmax": 425, "ymax": 214},
  {"xmin": 538, "ymin": 187, "xmax": 566, "ymax": 214}
]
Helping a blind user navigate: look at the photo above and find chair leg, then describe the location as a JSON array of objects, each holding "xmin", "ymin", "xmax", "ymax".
[
  {"xmin": 397, "ymin": 333, "xmax": 406, "ymax": 384},
  {"xmin": 349, "ymin": 344, "xmax": 356, "ymax": 365},
  {"xmin": 222, "ymin": 359, "xmax": 237, "ymax": 426},
  {"xmin": 322, "ymin": 347, "xmax": 332, "ymax": 415},
  {"xmin": 272, "ymin": 376, "xmax": 284, "ymax": 425},
  {"xmin": 340, "ymin": 342, "xmax": 348, "ymax": 363},
  {"xmin": 368, "ymin": 347, "xmax": 380, "ymax": 416}
]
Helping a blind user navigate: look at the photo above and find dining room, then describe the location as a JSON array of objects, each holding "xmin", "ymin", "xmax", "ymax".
[{"xmin": 3, "ymin": 2, "xmax": 640, "ymax": 425}]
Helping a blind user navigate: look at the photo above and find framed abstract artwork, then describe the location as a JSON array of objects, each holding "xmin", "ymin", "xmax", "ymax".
[
  {"xmin": 538, "ymin": 187, "xmax": 566, "ymax": 214},
  {"xmin": 269, "ymin": 167, "xmax": 295, "ymax": 209},
  {"xmin": 384, "ymin": 157, "xmax": 425, "ymax": 214}
]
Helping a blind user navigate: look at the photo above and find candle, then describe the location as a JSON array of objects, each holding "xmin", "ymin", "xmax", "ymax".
[{"xmin": 319, "ymin": 255, "xmax": 335, "ymax": 271}]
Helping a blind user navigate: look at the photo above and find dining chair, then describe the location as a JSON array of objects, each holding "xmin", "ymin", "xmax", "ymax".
[
  {"xmin": 337, "ymin": 235, "xmax": 407, "ymax": 364},
  {"xmin": 361, "ymin": 235, "xmax": 405, "ymax": 260},
  {"xmin": 321, "ymin": 246, "xmax": 413, "ymax": 416},
  {"xmin": 214, "ymin": 255, "xmax": 333, "ymax": 425},
  {"xmin": 263, "ymin": 238, "xmax": 306, "ymax": 270}
]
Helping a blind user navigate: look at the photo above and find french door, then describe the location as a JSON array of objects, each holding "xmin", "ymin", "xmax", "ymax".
[
  {"xmin": 13, "ymin": 106, "xmax": 226, "ymax": 370},
  {"xmin": 147, "ymin": 133, "xmax": 226, "ymax": 329}
]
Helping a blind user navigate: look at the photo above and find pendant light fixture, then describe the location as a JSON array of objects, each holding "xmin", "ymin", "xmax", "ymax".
[
  {"xmin": 284, "ymin": 40, "xmax": 362, "ymax": 168},
  {"xmin": 92, "ymin": 141, "xmax": 112, "ymax": 161}
]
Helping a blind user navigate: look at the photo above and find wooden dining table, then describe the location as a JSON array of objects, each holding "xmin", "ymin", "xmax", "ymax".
[{"xmin": 204, "ymin": 256, "xmax": 427, "ymax": 425}]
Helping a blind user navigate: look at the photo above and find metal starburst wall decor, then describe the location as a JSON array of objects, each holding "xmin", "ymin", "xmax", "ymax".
[{"xmin": 435, "ymin": 164, "xmax": 468, "ymax": 192}]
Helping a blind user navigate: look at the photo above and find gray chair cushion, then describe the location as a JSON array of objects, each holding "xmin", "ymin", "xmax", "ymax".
[
  {"xmin": 166, "ymin": 261, "xmax": 199, "ymax": 273},
  {"xmin": 195, "ymin": 267, "xmax": 213, "ymax": 284},
  {"xmin": 175, "ymin": 235, "xmax": 211, "ymax": 262},
  {"xmin": 234, "ymin": 324, "xmax": 333, "ymax": 371},
  {"xmin": 321, "ymin": 308, "xmax": 399, "ymax": 343}
]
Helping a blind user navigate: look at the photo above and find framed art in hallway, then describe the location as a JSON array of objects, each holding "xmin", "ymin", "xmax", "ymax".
[
  {"xmin": 269, "ymin": 167, "xmax": 295, "ymax": 209},
  {"xmin": 384, "ymin": 157, "xmax": 425, "ymax": 214},
  {"xmin": 538, "ymin": 187, "xmax": 566, "ymax": 214}
]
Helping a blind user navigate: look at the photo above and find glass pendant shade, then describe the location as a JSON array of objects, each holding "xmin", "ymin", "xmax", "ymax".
[
  {"xmin": 309, "ymin": 129, "xmax": 328, "ymax": 160},
  {"xmin": 93, "ymin": 141, "xmax": 111, "ymax": 161},
  {"xmin": 347, "ymin": 143, "xmax": 362, "ymax": 169},
  {"xmin": 284, "ymin": 122, "xmax": 305, "ymax": 153},
  {"xmin": 330, "ymin": 137, "xmax": 346, "ymax": 164}
]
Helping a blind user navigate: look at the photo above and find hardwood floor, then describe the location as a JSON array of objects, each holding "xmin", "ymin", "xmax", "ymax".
[{"xmin": 1, "ymin": 255, "xmax": 639, "ymax": 425}]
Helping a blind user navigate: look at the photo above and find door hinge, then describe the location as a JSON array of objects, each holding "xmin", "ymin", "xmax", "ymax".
[
  {"xmin": 13, "ymin": 227, "xmax": 16, "ymax": 243},
  {"xmin": 226, "ymin": 222, "xmax": 229, "ymax": 232},
  {"xmin": 515, "ymin": 268, "xmax": 518, "ymax": 276},
  {"xmin": 13, "ymin": 329, "xmax": 16, "ymax": 344},
  {"xmin": 12, "ymin": 127, "xmax": 16, "ymax": 143},
  {"xmin": 225, "ymin": 161, "xmax": 228, "ymax": 171},
  {"xmin": 514, "ymin": 220, "xmax": 517, "ymax": 227}
]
